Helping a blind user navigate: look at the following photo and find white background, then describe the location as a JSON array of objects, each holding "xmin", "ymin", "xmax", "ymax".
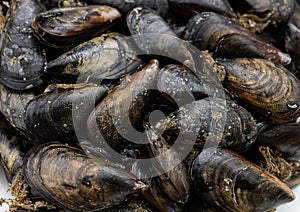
[
  {"xmin": 0, "ymin": 164, "xmax": 299, "ymax": 211},
  {"xmin": 0, "ymin": 165, "xmax": 12, "ymax": 211}
]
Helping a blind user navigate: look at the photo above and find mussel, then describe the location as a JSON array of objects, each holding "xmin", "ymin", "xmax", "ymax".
[
  {"xmin": 257, "ymin": 123, "xmax": 300, "ymax": 160},
  {"xmin": 0, "ymin": 0, "xmax": 47, "ymax": 90},
  {"xmin": 131, "ymin": 157, "xmax": 185, "ymax": 211},
  {"xmin": 190, "ymin": 147, "xmax": 295, "ymax": 212},
  {"xmin": 86, "ymin": 60, "xmax": 160, "ymax": 160},
  {"xmin": 230, "ymin": 0, "xmax": 296, "ymax": 33},
  {"xmin": 23, "ymin": 142, "xmax": 147, "ymax": 211},
  {"xmin": 127, "ymin": 7, "xmax": 176, "ymax": 37},
  {"xmin": 230, "ymin": 0, "xmax": 295, "ymax": 28},
  {"xmin": 142, "ymin": 177, "xmax": 184, "ymax": 212},
  {"xmin": 285, "ymin": 164, "xmax": 300, "ymax": 188},
  {"xmin": 257, "ymin": 146, "xmax": 300, "ymax": 188},
  {"xmin": 32, "ymin": 6, "xmax": 122, "ymax": 48},
  {"xmin": 46, "ymin": 32, "xmax": 143, "ymax": 83},
  {"xmin": 284, "ymin": 1, "xmax": 300, "ymax": 78},
  {"xmin": 145, "ymin": 125, "xmax": 190, "ymax": 204},
  {"xmin": 25, "ymin": 83, "xmax": 107, "ymax": 143},
  {"xmin": 254, "ymin": 123, "xmax": 300, "ymax": 188},
  {"xmin": 127, "ymin": 7, "xmax": 194, "ymax": 65},
  {"xmin": 289, "ymin": 0, "xmax": 300, "ymax": 29},
  {"xmin": 184, "ymin": 12, "xmax": 291, "ymax": 65},
  {"xmin": 127, "ymin": 8, "xmax": 224, "ymax": 85},
  {"xmin": 154, "ymin": 97, "xmax": 257, "ymax": 163},
  {"xmin": 217, "ymin": 58, "xmax": 300, "ymax": 122}
]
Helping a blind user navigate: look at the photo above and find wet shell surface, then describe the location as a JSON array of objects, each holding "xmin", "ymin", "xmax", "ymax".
[
  {"xmin": 127, "ymin": 7, "xmax": 194, "ymax": 64},
  {"xmin": 229, "ymin": 0, "xmax": 295, "ymax": 22},
  {"xmin": 184, "ymin": 12, "xmax": 291, "ymax": 65},
  {"xmin": 86, "ymin": 60, "xmax": 160, "ymax": 160},
  {"xmin": 145, "ymin": 126, "xmax": 190, "ymax": 204},
  {"xmin": 23, "ymin": 142, "xmax": 147, "ymax": 211},
  {"xmin": 25, "ymin": 83, "xmax": 107, "ymax": 143},
  {"xmin": 32, "ymin": 5, "xmax": 122, "ymax": 48},
  {"xmin": 155, "ymin": 97, "xmax": 257, "ymax": 158},
  {"xmin": 0, "ymin": 114, "xmax": 30, "ymax": 182},
  {"xmin": 257, "ymin": 123, "xmax": 300, "ymax": 161},
  {"xmin": 218, "ymin": 58, "xmax": 300, "ymax": 122},
  {"xmin": 0, "ymin": 83, "xmax": 35, "ymax": 136},
  {"xmin": 46, "ymin": 32, "xmax": 143, "ymax": 83},
  {"xmin": 0, "ymin": 0, "xmax": 47, "ymax": 90},
  {"xmin": 191, "ymin": 147, "xmax": 295, "ymax": 212}
]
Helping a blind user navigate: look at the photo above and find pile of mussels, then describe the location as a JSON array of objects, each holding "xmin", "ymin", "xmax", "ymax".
[{"xmin": 1, "ymin": 0, "xmax": 300, "ymax": 211}]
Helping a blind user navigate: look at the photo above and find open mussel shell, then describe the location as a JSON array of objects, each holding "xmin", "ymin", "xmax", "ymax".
[
  {"xmin": 23, "ymin": 142, "xmax": 147, "ymax": 211},
  {"xmin": 46, "ymin": 32, "xmax": 143, "ymax": 83},
  {"xmin": 0, "ymin": 0, "xmax": 47, "ymax": 90},
  {"xmin": 184, "ymin": 12, "xmax": 291, "ymax": 65},
  {"xmin": 218, "ymin": 58, "xmax": 300, "ymax": 122},
  {"xmin": 191, "ymin": 147, "xmax": 295, "ymax": 212},
  {"xmin": 32, "ymin": 5, "xmax": 121, "ymax": 48}
]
